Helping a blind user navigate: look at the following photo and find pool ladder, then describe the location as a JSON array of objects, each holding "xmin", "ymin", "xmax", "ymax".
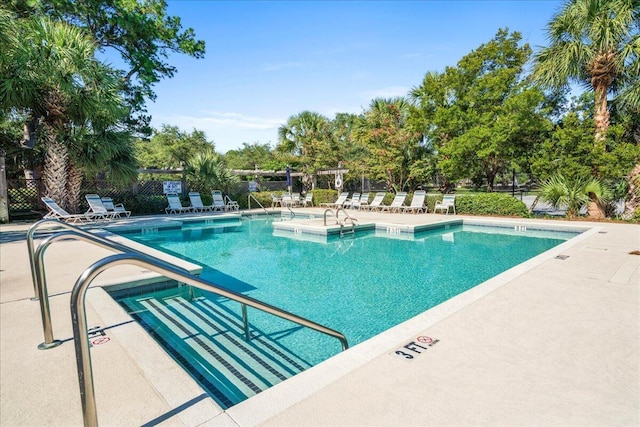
[
  {"xmin": 324, "ymin": 208, "xmax": 357, "ymax": 237},
  {"xmin": 26, "ymin": 219, "xmax": 349, "ymax": 427}
]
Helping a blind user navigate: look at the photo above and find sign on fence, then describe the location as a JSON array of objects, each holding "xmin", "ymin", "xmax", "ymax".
[
  {"xmin": 248, "ymin": 181, "xmax": 258, "ymax": 192},
  {"xmin": 163, "ymin": 181, "xmax": 182, "ymax": 194}
]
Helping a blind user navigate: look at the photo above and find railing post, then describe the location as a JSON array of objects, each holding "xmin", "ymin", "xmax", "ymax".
[{"xmin": 241, "ymin": 303, "xmax": 250, "ymax": 341}]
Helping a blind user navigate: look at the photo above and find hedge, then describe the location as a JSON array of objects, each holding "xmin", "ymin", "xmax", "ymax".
[{"xmin": 454, "ymin": 193, "xmax": 529, "ymax": 217}]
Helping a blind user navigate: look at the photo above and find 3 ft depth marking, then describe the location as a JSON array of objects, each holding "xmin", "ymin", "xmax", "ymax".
[{"xmin": 392, "ymin": 336, "xmax": 440, "ymax": 361}]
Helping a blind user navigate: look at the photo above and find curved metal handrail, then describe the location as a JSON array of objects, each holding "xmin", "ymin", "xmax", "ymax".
[
  {"xmin": 335, "ymin": 207, "xmax": 357, "ymax": 225},
  {"xmin": 323, "ymin": 208, "xmax": 337, "ymax": 226},
  {"xmin": 71, "ymin": 252, "xmax": 350, "ymax": 427},
  {"xmin": 28, "ymin": 219, "xmax": 168, "ymax": 300},
  {"xmin": 28, "ymin": 221, "xmax": 191, "ymax": 349},
  {"xmin": 247, "ymin": 193, "xmax": 269, "ymax": 214}
]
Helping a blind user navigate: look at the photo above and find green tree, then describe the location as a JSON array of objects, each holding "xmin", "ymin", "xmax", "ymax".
[
  {"xmin": 224, "ymin": 142, "xmax": 282, "ymax": 171},
  {"xmin": 277, "ymin": 111, "xmax": 333, "ymax": 189},
  {"xmin": 353, "ymin": 98, "xmax": 424, "ymax": 191},
  {"xmin": 10, "ymin": 0, "xmax": 206, "ymax": 135},
  {"xmin": 136, "ymin": 125, "xmax": 214, "ymax": 169},
  {"xmin": 1, "ymin": 9, "xmax": 127, "ymax": 209},
  {"xmin": 187, "ymin": 151, "xmax": 239, "ymax": 195},
  {"xmin": 538, "ymin": 174, "xmax": 612, "ymax": 218},
  {"xmin": 532, "ymin": 0, "xmax": 640, "ymax": 141},
  {"xmin": 411, "ymin": 29, "xmax": 550, "ymax": 191}
]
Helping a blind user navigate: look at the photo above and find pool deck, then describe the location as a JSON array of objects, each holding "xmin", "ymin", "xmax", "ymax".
[{"xmin": 1, "ymin": 209, "xmax": 638, "ymax": 426}]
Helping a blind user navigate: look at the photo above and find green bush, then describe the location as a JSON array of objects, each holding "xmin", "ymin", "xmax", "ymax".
[
  {"xmin": 455, "ymin": 193, "xmax": 529, "ymax": 217},
  {"xmin": 123, "ymin": 194, "xmax": 169, "ymax": 215},
  {"xmin": 310, "ymin": 189, "xmax": 337, "ymax": 206}
]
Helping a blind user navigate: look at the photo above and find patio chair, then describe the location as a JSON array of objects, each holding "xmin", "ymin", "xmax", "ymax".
[
  {"xmin": 434, "ymin": 194, "xmax": 456, "ymax": 215},
  {"xmin": 41, "ymin": 197, "xmax": 95, "ymax": 223},
  {"xmin": 380, "ymin": 192, "xmax": 407, "ymax": 213},
  {"xmin": 271, "ymin": 193, "xmax": 282, "ymax": 208},
  {"xmin": 363, "ymin": 192, "xmax": 386, "ymax": 211},
  {"xmin": 344, "ymin": 193, "xmax": 360, "ymax": 209},
  {"xmin": 100, "ymin": 197, "xmax": 131, "ymax": 218},
  {"xmin": 211, "ymin": 191, "xmax": 226, "ymax": 212},
  {"xmin": 188, "ymin": 192, "xmax": 214, "ymax": 212},
  {"xmin": 84, "ymin": 194, "xmax": 118, "ymax": 220},
  {"xmin": 320, "ymin": 192, "xmax": 349, "ymax": 209},
  {"xmin": 225, "ymin": 195, "xmax": 240, "ymax": 211},
  {"xmin": 302, "ymin": 193, "xmax": 314, "ymax": 207},
  {"xmin": 291, "ymin": 192, "xmax": 302, "ymax": 207},
  {"xmin": 402, "ymin": 190, "xmax": 427, "ymax": 214},
  {"xmin": 165, "ymin": 194, "xmax": 194, "ymax": 214},
  {"xmin": 353, "ymin": 192, "xmax": 370, "ymax": 210}
]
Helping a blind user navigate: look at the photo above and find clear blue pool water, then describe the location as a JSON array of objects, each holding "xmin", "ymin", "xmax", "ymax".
[{"xmin": 111, "ymin": 218, "xmax": 577, "ymax": 407}]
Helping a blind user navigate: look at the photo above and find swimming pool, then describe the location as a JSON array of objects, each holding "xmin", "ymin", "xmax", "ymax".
[{"xmin": 110, "ymin": 217, "xmax": 578, "ymax": 408}]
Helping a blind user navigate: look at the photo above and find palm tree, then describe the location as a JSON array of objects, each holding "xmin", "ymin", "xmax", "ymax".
[
  {"xmin": 277, "ymin": 111, "xmax": 332, "ymax": 190},
  {"xmin": 187, "ymin": 151, "xmax": 239, "ymax": 195},
  {"xmin": 65, "ymin": 127, "xmax": 137, "ymax": 212},
  {"xmin": 0, "ymin": 10, "xmax": 125, "ymax": 210},
  {"xmin": 538, "ymin": 174, "xmax": 612, "ymax": 218},
  {"xmin": 532, "ymin": 0, "xmax": 640, "ymax": 142}
]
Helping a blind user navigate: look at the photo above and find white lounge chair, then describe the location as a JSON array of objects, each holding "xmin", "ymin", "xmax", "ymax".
[
  {"xmin": 402, "ymin": 190, "xmax": 427, "ymax": 214},
  {"xmin": 434, "ymin": 194, "xmax": 456, "ymax": 214},
  {"xmin": 321, "ymin": 192, "xmax": 349, "ymax": 209},
  {"xmin": 271, "ymin": 193, "xmax": 282, "ymax": 208},
  {"xmin": 363, "ymin": 192, "xmax": 386, "ymax": 211},
  {"xmin": 165, "ymin": 194, "xmax": 193, "ymax": 214},
  {"xmin": 302, "ymin": 193, "xmax": 313, "ymax": 207},
  {"xmin": 41, "ymin": 197, "xmax": 96, "ymax": 223},
  {"xmin": 225, "ymin": 195, "xmax": 240, "ymax": 211},
  {"xmin": 101, "ymin": 197, "xmax": 131, "ymax": 218},
  {"xmin": 85, "ymin": 194, "xmax": 118, "ymax": 220},
  {"xmin": 344, "ymin": 193, "xmax": 360, "ymax": 209},
  {"xmin": 380, "ymin": 192, "xmax": 407, "ymax": 213},
  {"xmin": 188, "ymin": 192, "xmax": 214, "ymax": 212},
  {"xmin": 211, "ymin": 191, "xmax": 226, "ymax": 212},
  {"xmin": 354, "ymin": 192, "xmax": 370, "ymax": 210}
]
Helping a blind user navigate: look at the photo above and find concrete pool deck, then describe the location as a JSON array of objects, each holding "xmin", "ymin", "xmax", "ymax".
[{"xmin": 0, "ymin": 209, "xmax": 638, "ymax": 426}]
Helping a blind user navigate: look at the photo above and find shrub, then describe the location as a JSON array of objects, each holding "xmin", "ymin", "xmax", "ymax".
[{"xmin": 455, "ymin": 193, "xmax": 529, "ymax": 217}]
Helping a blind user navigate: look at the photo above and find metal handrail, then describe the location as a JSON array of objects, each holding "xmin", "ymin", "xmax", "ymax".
[
  {"xmin": 247, "ymin": 193, "xmax": 269, "ymax": 214},
  {"xmin": 335, "ymin": 207, "xmax": 357, "ymax": 225},
  {"xmin": 31, "ymin": 228, "xmax": 193, "ymax": 349},
  {"xmin": 71, "ymin": 252, "xmax": 349, "ymax": 427},
  {"xmin": 323, "ymin": 208, "xmax": 337, "ymax": 226},
  {"xmin": 28, "ymin": 219, "xmax": 169, "ymax": 300}
]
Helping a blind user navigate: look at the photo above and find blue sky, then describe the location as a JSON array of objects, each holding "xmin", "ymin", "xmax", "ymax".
[{"xmin": 143, "ymin": 0, "xmax": 565, "ymax": 153}]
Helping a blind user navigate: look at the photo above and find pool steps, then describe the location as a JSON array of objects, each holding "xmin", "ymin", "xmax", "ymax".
[{"xmin": 118, "ymin": 290, "xmax": 313, "ymax": 408}]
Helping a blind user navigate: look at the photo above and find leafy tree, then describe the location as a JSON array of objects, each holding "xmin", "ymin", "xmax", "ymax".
[
  {"xmin": 136, "ymin": 125, "xmax": 214, "ymax": 169},
  {"xmin": 1, "ymin": 9, "xmax": 127, "ymax": 209},
  {"xmin": 411, "ymin": 29, "xmax": 550, "ymax": 191},
  {"xmin": 352, "ymin": 98, "xmax": 424, "ymax": 191},
  {"xmin": 224, "ymin": 142, "xmax": 283, "ymax": 171},
  {"xmin": 10, "ymin": 0, "xmax": 206, "ymax": 135},
  {"xmin": 532, "ymin": 0, "xmax": 640, "ymax": 141}
]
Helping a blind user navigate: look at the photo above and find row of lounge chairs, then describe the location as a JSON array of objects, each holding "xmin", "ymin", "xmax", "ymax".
[
  {"xmin": 166, "ymin": 191, "xmax": 239, "ymax": 214},
  {"xmin": 42, "ymin": 194, "xmax": 131, "ymax": 223},
  {"xmin": 319, "ymin": 191, "xmax": 456, "ymax": 214},
  {"xmin": 271, "ymin": 193, "xmax": 314, "ymax": 208}
]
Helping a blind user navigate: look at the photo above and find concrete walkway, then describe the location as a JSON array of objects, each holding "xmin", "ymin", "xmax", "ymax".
[{"xmin": 1, "ymin": 211, "xmax": 638, "ymax": 426}]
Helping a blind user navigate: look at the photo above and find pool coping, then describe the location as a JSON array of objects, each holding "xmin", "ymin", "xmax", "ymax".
[
  {"xmin": 89, "ymin": 215, "xmax": 598, "ymax": 425},
  {"xmin": 2, "ymin": 211, "xmax": 637, "ymax": 426}
]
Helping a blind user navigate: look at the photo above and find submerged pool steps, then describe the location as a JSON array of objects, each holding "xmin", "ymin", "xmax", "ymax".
[{"xmin": 120, "ymin": 292, "xmax": 312, "ymax": 408}]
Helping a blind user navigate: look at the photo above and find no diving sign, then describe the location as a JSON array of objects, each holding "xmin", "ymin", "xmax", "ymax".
[{"xmin": 392, "ymin": 336, "xmax": 440, "ymax": 361}]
